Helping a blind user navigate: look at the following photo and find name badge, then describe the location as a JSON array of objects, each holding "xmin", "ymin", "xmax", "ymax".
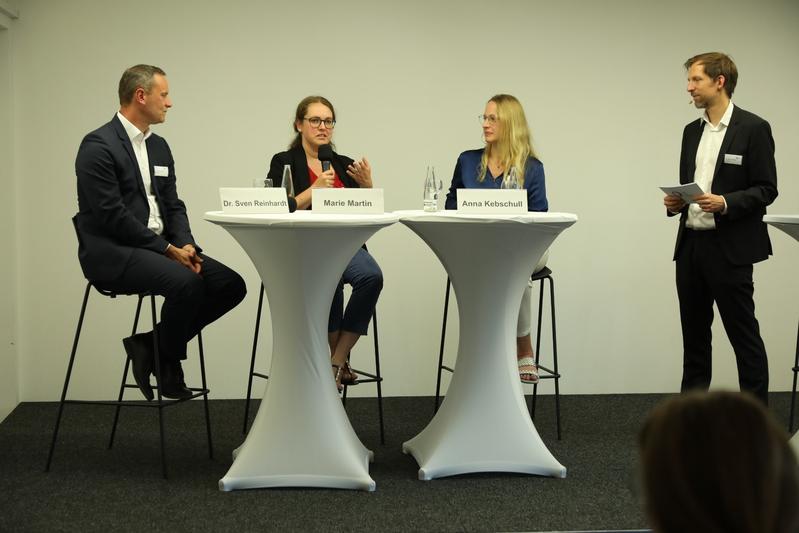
[
  {"xmin": 457, "ymin": 189, "xmax": 527, "ymax": 214},
  {"xmin": 219, "ymin": 187, "xmax": 289, "ymax": 213},
  {"xmin": 312, "ymin": 188, "xmax": 384, "ymax": 214},
  {"xmin": 154, "ymin": 165, "xmax": 169, "ymax": 177},
  {"xmin": 724, "ymin": 154, "xmax": 743, "ymax": 166}
]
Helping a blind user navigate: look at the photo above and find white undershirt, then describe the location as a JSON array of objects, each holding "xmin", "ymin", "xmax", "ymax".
[
  {"xmin": 686, "ymin": 102, "xmax": 734, "ymax": 230},
  {"xmin": 117, "ymin": 112, "xmax": 164, "ymax": 235}
]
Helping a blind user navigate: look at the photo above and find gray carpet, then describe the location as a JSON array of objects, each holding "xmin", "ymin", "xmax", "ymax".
[{"xmin": 0, "ymin": 393, "xmax": 792, "ymax": 532}]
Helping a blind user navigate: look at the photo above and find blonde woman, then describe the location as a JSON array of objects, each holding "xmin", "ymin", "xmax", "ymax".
[{"xmin": 444, "ymin": 94, "xmax": 548, "ymax": 384}]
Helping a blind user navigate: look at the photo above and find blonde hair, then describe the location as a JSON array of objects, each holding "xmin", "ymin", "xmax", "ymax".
[{"xmin": 478, "ymin": 94, "xmax": 536, "ymax": 185}]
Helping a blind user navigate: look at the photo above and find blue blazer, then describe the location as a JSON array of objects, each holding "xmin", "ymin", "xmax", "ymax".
[
  {"xmin": 74, "ymin": 115, "xmax": 197, "ymax": 282},
  {"xmin": 444, "ymin": 149, "xmax": 548, "ymax": 211}
]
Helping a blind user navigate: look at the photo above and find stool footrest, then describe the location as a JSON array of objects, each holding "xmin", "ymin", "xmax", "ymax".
[
  {"xmin": 347, "ymin": 368, "xmax": 382, "ymax": 385},
  {"xmin": 535, "ymin": 364, "xmax": 560, "ymax": 379}
]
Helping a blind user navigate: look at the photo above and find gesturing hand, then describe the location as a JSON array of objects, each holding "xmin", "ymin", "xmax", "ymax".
[{"xmin": 347, "ymin": 157, "xmax": 372, "ymax": 188}]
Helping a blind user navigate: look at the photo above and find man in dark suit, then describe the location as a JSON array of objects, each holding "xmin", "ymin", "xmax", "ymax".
[
  {"xmin": 664, "ymin": 52, "xmax": 778, "ymax": 404},
  {"xmin": 74, "ymin": 65, "xmax": 246, "ymax": 400}
]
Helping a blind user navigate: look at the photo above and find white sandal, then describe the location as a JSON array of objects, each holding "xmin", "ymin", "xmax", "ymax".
[{"xmin": 517, "ymin": 356, "xmax": 539, "ymax": 384}]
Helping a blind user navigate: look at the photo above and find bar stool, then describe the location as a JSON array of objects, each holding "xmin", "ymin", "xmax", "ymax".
[
  {"xmin": 789, "ymin": 322, "xmax": 799, "ymax": 433},
  {"xmin": 434, "ymin": 266, "xmax": 562, "ymax": 439},
  {"xmin": 243, "ymin": 283, "xmax": 385, "ymax": 444},
  {"xmin": 45, "ymin": 282, "xmax": 212, "ymax": 479}
]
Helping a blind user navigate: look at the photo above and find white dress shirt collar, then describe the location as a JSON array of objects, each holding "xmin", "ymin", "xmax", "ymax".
[
  {"xmin": 116, "ymin": 111, "xmax": 152, "ymax": 144},
  {"xmin": 702, "ymin": 101, "xmax": 734, "ymax": 130}
]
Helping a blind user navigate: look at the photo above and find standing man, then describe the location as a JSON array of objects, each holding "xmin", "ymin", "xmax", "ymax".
[
  {"xmin": 664, "ymin": 52, "xmax": 778, "ymax": 404},
  {"xmin": 74, "ymin": 65, "xmax": 246, "ymax": 400}
]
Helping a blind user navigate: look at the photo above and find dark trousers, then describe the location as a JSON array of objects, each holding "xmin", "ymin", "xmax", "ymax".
[
  {"xmin": 99, "ymin": 249, "xmax": 246, "ymax": 361},
  {"xmin": 329, "ymin": 247, "xmax": 382, "ymax": 335},
  {"xmin": 676, "ymin": 229, "xmax": 769, "ymax": 404}
]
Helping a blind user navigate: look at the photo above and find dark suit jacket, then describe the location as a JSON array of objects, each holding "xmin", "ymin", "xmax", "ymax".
[
  {"xmin": 267, "ymin": 144, "xmax": 358, "ymax": 198},
  {"xmin": 672, "ymin": 105, "xmax": 778, "ymax": 265},
  {"xmin": 74, "ymin": 115, "xmax": 198, "ymax": 282}
]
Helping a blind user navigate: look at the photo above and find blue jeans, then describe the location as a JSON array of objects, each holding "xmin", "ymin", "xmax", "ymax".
[{"xmin": 329, "ymin": 247, "xmax": 382, "ymax": 335}]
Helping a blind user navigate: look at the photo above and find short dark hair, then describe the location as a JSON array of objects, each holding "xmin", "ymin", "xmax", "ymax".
[
  {"xmin": 118, "ymin": 64, "xmax": 166, "ymax": 105},
  {"xmin": 684, "ymin": 52, "xmax": 738, "ymax": 98},
  {"xmin": 639, "ymin": 391, "xmax": 799, "ymax": 533}
]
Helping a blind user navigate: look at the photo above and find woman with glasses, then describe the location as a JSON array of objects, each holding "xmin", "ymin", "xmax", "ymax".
[
  {"xmin": 267, "ymin": 95, "xmax": 380, "ymax": 391},
  {"xmin": 444, "ymin": 94, "xmax": 548, "ymax": 384}
]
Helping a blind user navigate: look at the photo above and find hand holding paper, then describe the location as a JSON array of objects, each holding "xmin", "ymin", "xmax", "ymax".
[{"xmin": 659, "ymin": 182, "xmax": 705, "ymax": 204}]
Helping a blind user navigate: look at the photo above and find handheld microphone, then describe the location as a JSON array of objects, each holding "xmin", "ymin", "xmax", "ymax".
[{"xmin": 318, "ymin": 144, "xmax": 334, "ymax": 172}]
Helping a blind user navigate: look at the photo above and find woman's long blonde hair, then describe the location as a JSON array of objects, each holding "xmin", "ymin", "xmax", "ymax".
[{"xmin": 478, "ymin": 94, "xmax": 536, "ymax": 186}]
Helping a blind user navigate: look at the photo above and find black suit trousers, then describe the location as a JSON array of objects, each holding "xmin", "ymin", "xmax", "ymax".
[
  {"xmin": 676, "ymin": 229, "xmax": 769, "ymax": 403},
  {"xmin": 98, "ymin": 249, "xmax": 246, "ymax": 361}
]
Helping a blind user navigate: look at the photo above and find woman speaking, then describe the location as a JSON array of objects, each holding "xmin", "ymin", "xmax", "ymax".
[{"xmin": 267, "ymin": 96, "xmax": 381, "ymax": 392}]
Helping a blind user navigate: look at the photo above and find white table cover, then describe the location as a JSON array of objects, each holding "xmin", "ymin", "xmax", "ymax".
[
  {"xmin": 396, "ymin": 210, "xmax": 578, "ymax": 480},
  {"xmin": 764, "ymin": 216, "xmax": 799, "ymax": 449},
  {"xmin": 764, "ymin": 214, "xmax": 799, "ymax": 243},
  {"xmin": 204, "ymin": 211, "xmax": 398, "ymax": 491}
]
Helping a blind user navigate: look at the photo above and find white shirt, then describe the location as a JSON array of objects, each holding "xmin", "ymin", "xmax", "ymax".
[
  {"xmin": 686, "ymin": 102, "xmax": 734, "ymax": 230},
  {"xmin": 116, "ymin": 112, "xmax": 164, "ymax": 235}
]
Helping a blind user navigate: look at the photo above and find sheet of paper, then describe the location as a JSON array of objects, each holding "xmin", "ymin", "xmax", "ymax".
[{"xmin": 659, "ymin": 182, "xmax": 704, "ymax": 203}]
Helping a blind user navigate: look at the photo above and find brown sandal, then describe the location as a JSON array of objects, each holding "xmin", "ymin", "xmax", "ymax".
[
  {"xmin": 332, "ymin": 364, "xmax": 344, "ymax": 392},
  {"xmin": 341, "ymin": 360, "xmax": 359, "ymax": 386}
]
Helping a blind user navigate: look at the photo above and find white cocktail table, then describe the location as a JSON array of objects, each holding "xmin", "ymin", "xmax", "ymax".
[
  {"xmin": 205, "ymin": 211, "xmax": 398, "ymax": 491},
  {"xmin": 764, "ymin": 215, "xmax": 799, "ymax": 442},
  {"xmin": 764, "ymin": 215, "xmax": 799, "ymax": 243},
  {"xmin": 396, "ymin": 210, "xmax": 577, "ymax": 480}
]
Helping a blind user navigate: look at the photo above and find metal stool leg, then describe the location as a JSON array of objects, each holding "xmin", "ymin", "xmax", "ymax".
[
  {"xmin": 197, "ymin": 331, "xmax": 213, "ymax": 459},
  {"xmin": 108, "ymin": 295, "xmax": 146, "ymax": 449},
  {"xmin": 243, "ymin": 284, "xmax": 266, "ymax": 434},
  {"xmin": 45, "ymin": 283, "xmax": 92, "ymax": 472},
  {"xmin": 341, "ymin": 310, "xmax": 385, "ymax": 444},
  {"xmin": 549, "ymin": 276, "xmax": 562, "ymax": 440},
  {"xmin": 434, "ymin": 278, "xmax": 452, "ymax": 413},
  {"xmin": 150, "ymin": 295, "xmax": 168, "ymax": 479},
  {"xmin": 789, "ymin": 319, "xmax": 799, "ymax": 433},
  {"xmin": 372, "ymin": 311, "xmax": 385, "ymax": 445},
  {"xmin": 531, "ymin": 278, "xmax": 545, "ymax": 421},
  {"xmin": 529, "ymin": 275, "xmax": 562, "ymax": 440}
]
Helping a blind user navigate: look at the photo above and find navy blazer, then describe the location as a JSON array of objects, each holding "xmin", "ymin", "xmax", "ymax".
[
  {"xmin": 444, "ymin": 149, "xmax": 548, "ymax": 211},
  {"xmin": 74, "ymin": 115, "xmax": 197, "ymax": 282},
  {"xmin": 267, "ymin": 144, "xmax": 357, "ymax": 200},
  {"xmin": 672, "ymin": 106, "xmax": 778, "ymax": 264}
]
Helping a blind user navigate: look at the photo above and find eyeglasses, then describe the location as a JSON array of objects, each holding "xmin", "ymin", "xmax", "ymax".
[
  {"xmin": 304, "ymin": 117, "xmax": 336, "ymax": 128},
  {"xmin": 479, "ymin": 114, "xmax": 498, "ymax": 125}
]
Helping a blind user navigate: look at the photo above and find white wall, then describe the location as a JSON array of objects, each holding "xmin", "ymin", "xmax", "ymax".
[
  {"xmin": 11, "ymin": 0, "xmax": 799, "ymax": 402},
  {"xmin": 0, "ymin": 4, "xmax": 19, "ymax": 422}
]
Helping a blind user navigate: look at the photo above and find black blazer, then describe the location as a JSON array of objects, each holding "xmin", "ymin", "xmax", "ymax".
[
  {"xmin": 267, "ymin": 144, "xmax": 358, "ymax": 200},
  {"xmin": 73, "ymin": 115, "xmax": 197, "ymax": 282},
  {"xmin": 672, "ymin": 106, "xmax": 778, "ymax": 265}
]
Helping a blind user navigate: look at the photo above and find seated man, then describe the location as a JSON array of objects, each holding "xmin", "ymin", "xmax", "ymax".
[{"xmin": 74, "ymin": 64, "xmax": 246, "ymax": 400}]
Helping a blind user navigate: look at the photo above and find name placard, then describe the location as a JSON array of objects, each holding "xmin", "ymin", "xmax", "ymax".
[
  {"xmin": 457, "ymin": 189, "xmax": 527, "ymax": 214},
  {"xmin": 219, "ymin": 188, "xmax": 289, "ymax": 214},
  {"xmin": 312, "ymin": 188, "xmax": 384, "ymax": 214}
]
